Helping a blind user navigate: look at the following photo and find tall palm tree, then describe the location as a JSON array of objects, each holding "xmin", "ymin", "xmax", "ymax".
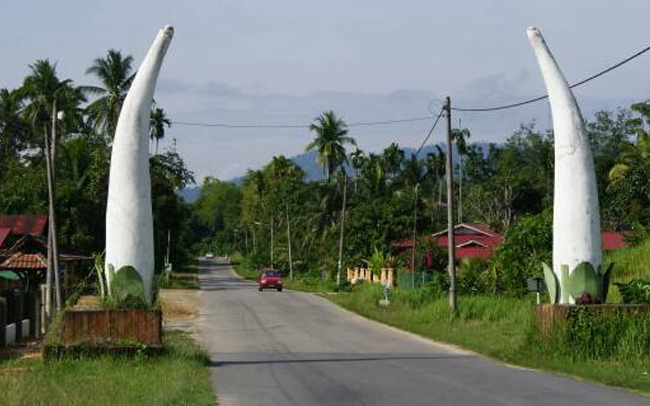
[
  {"xmin": 401, "ymin": 154, "xmax": 426, "ymax": 288},
  {"xmin": 149, "ymin": 107, "xmax": 171, "ymax": 154},
  {"xmin": 382, "ymin": 142, "xmax": 404, "ymax": 180},
  {"xmin": 21, "ymin": 59, "xmax": 84, "ymax": 316},
  {"xmin": 426, "ymin": 146, "xmax": 446, "ymax": 205},
  {"xmin": 83, "ymin": 49, "xmax": 135, "ymax": 138},
  {"xmin": 452, "ymin": 126, "xmax": 471, "ymax": 223},
  {"xmin": 349, "ymin": 148, "xmax": 366, "ymax": 195},
  {"xmin": 306, "ymin": 110, "xmax": 356, "ymax": 181}
]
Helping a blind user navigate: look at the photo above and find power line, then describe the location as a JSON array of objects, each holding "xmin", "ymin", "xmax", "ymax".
[
  {"xmin": 451, "ymin": 42, "xmax": 650, "ymax": 112},
  {"xmin": 172, "ymin": 115, "xmax": 435, "ymax": 129},
  {"xmin": 415, "ymin": 108, "xmax": 444, "ymax": 157},
  {"xmin": 171, "ymin": 40, "xmax": 650, "ymax": 126}
]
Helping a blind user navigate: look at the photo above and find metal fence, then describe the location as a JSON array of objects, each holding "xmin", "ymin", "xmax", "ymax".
[{"xmin": 395, "ymin": 269, "xmax": 433, "ymax": 289}]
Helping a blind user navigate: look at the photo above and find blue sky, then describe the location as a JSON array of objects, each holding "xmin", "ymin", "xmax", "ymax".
[{"xmin": 1, "ymin": 1, "xmax": 650, "ymax": 181}]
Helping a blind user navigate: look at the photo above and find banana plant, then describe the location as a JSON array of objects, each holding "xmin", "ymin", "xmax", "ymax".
[{"xmin": 542, "ymin": 261, "xmax": 614, "ymax": 304}]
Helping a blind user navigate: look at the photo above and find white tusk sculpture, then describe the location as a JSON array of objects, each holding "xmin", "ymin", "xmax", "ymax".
[
  {"xmin": 527, "ymin": 27, "xmax": 602, "ymax": 304},
  {"xmin": 105, "ymin": 26, "xmax": 174, "ymax": 301}
]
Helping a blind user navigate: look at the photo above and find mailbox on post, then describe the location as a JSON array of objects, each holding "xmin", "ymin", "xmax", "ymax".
[{"xmin": 527, "ymin": 277, "xmax": 547, "ymax": 304}]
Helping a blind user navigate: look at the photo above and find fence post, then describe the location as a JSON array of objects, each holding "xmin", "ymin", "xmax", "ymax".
[{"xmin": 0, "ymin": 297, "xmax": 6, "ymax": 347}]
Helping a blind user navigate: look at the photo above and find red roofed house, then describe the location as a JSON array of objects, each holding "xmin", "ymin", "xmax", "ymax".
[
  {"xmin": 392, "ymin": 223, "xmax": 504, "ymax": 264},
  {"xmin": 0, "ymin": 214, "xmax": 88, "ymax": 291},
  {"xmin": 0, "ymin": 214, "xmax": 49, "ymax": 261},
  {"xmin": 393, "ymin": 223, "xmax": 630, "ymax": 267},
  {"xmin": 432, "ymin": 223, "xmax": 503, "ymax": 261}
]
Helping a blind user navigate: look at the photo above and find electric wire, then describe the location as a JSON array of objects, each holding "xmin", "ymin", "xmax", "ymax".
[
  {"xmin": 171, "ymin": 41, "xmax": 650, "ymax": 126},
  {"xmin": 451, "ymin": 43, "xmax": 650, "ymax": 112},
  {"xmin": 172, "ymin": 115, "xmax": 435, "ymax": 129},
  {"xmin": 414, "ymin": 108, "xmax": 445, "ymax": 157}
]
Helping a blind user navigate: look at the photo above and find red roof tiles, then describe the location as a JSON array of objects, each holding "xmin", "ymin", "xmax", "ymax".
[{"xmin": 1, "ymin": 252, "xmax": 47, "ymax": 270}]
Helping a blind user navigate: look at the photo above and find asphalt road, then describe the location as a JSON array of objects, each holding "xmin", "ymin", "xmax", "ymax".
[{"xmin": 197, "ymin": 259, "xmax": 649, "ymax": 406}]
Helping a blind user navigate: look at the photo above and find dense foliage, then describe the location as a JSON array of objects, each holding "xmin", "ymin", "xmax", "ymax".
[
  {"xmin": 0, "ymin": 53, "xmax": 195, "ymax": 275},
  {"xmin": 194, "ymin": 101, "xmax": 650, "ymax": 294}
]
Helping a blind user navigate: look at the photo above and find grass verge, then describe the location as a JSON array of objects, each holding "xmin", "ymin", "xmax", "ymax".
[
  {"xmin": 0, "ymin": 331, "xmax": 215, "ymax": 406},
  {"xmin": 331, "ymin": 283, "xmax": 650, "ymax": 393}
]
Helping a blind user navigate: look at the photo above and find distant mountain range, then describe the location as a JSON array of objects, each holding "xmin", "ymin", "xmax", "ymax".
[{"xmin": 178, "ymin": 143, "xmax": 492, "ymax": 203}]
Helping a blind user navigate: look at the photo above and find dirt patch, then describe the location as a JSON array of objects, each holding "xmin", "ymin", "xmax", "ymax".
[
  {"xmin": 159, "ymin": 289, "xmax": 198, "ymax": 323},
  {"xmin": 74, "ymin": 295, "xmax": 100, "ymax": 309}
]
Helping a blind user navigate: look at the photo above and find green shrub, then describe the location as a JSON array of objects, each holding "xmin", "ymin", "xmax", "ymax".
[
  {"xmin": 491, "ymin": 210, "xmax": 552, "ymax": 294},
  {"xmin": 457, "ymin": 258, "xmax": 489, "ymax": 294},
  {"xmin": 615, "ymin": 279, "xmax": 650, "ymax": 304}
]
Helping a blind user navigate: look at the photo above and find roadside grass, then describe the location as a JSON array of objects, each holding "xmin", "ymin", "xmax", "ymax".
[
  {"xmin": 0, "ymin": 331, "xmax": 215, "ymax": 406},
  {"xmin": 234, "ymin": 260, "xmax": 258, "ymax": 281},
  {"xmin": 283, "ymin": 276, "xmax": 339, "ymax": 292},
  {"xmin": 331, "ymin": 283, "xmax": 650, "ymax": 393},
  {"xmin": 158, "ymin": 273, "xmax": 200, "ymax": 290},
  {"xmin": 233, "ymin": 259, "xmax": 338, "ymax": 292},
  {"xmin": 604, "ymin": 239, "xmax": 650, "ymax": 302}
]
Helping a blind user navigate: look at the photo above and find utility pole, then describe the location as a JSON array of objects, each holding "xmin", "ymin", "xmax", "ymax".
[
  {"xmin": 252, "ymin": 225, "xmax": 257, "ymax": 254},
  {"xmin": 286, "ymin": 202, "xmax": 293, "ymax": 280},
  {"xmin": 458, "ymin": 118, "xmax": 463, "ymax": 223},
  {"xmin": 411, "ymin": 188, "xmax": 418, "ymax": 289},
  {"xmin": 44, "ymin": 122, "xmax": 53, "ymax": 323},
  {"xmin": 336, "ymin": 174, "xmax": 347, "ymax": 287},
  {"xmin": 49, "ymin": 100, "xmax": 62, "ymax": 311},
  {"xmin": 444, "ymin": 97, "xmax": 457, "ymax": 312},
  {"xmin": 270, "ymin": 217, "xmax": 274, "ymax": 268},
  {"xmin": 245, "ymin": 229, "xmax": 249, "ymax": 257},
  {"xmin": 166, "ymin": 230, "xmax": 171, "ymax": 265}
]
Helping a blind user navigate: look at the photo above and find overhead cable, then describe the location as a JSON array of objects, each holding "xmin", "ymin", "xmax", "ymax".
[
  {"xmin": 172, "ymin": 115, "xmax": 435, "ymax": 129},
  {"xmin": 415, "ymin": 108, "xmax": 445, "ymax": 157},
  {"xmin": 451, "ymin": 42, "xmax": 650, "ymax": 112}
]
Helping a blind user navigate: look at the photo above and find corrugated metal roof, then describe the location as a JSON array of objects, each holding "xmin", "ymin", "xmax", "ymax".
[
  {"xmin": 0, "ymin": 214, "xmax": 48, "ymax": 236},
  {"xmin": 0, "ymin": 252, "xmax": 47, "ymax": 270}
]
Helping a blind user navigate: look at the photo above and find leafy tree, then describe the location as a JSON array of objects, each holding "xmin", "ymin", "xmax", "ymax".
[
  {"xmin": 490, "ymin": 210, "xmax": 552, "ymax": 294},
  {"xmin": 0, "ymin": 89, "xmax": 28, "ymax": 167}
]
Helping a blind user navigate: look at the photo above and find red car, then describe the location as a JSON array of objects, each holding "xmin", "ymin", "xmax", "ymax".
[{"xmin": 258, "ymin": 269, "xmax": 283, "ymax": 291}]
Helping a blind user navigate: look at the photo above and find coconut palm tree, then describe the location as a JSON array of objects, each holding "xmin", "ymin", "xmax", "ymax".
[
  {"xmin": 306, "ymin": 110, "xmax": 356, "ymax": 181},
  {"xmin": 452, "ymin": 126, "xmax": 471, "ymax": 223},
  {"xmin": 401, "ymin": 154, "xmax": 427, "ymax": 288},
  {"xmin": 426, "ymin": 146, "xmax": 446, "ymax": 205},
  {"xmin": 149, "ymin": 107, "xmax": 171, "ymax": 154},
  {"xmin": 382, "ymin": 142, "xmax": 404, "ymax": 180},
  {"xmin": 83, "ymin": 49, "xmax": 135, "ymax": 138},
  {"xmin": 20, "ymin": 59, "xmax": 85, "ymax": 316}
]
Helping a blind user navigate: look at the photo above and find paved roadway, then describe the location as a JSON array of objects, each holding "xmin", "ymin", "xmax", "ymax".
[{"xmin": 197, "ymin": 259, "xmax": 649, "ymax": 406}]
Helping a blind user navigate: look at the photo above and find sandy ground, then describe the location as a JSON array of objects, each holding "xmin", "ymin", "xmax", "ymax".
[{"xmin": 159, "ymin": 289, "xmax": 198, "ymax": 323}]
